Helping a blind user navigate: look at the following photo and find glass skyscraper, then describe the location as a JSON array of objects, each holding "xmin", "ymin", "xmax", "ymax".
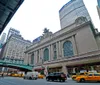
[
  {"xmin": 97, "ymin": 0, "xmax": 100, "ymax": 18},
  {"xmin": 59, "ymin": 0, "xmax": 91, "ymax": 29},
  {"xmin": 97, "ymin": 0, "xmax": 100, "ymax": 7}
]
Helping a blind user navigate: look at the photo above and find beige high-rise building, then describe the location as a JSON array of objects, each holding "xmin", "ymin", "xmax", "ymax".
[
  {"xmin": 24, "ymin": 0, "xmax": 100, "ymax": 75},
  {"xmin": 2, "ymin": 34, "xmax": 31, "ymax": 64}
]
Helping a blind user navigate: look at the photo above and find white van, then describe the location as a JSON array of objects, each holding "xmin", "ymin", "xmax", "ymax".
[{"xmin": 23, "ymin": 71, "xmax": 38, "ymax": 80}]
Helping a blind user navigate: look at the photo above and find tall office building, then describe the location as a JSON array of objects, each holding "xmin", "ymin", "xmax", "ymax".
[
  {"xmin": 1, "ymin": 28, "xmax": 31, "ymax": 63},
  {"xmin": 0, "ymin": 33, "xmax": 6, "ymax": 48},
  {"xmin": 97, "ymin": 0, "xmax": 100, "ymax": 18},
  {"xmin": 6, "ymin": 28, "xmax": 20, "ymax": 40},
  {"xmin": 59, "ymin": 0, "xmax": 91, "ymax": 29},
  {"xmin": 2, "ymin": 34, "xmax": 31, "ymax": 64},
  {"xmin": 97, "ymin": 0, "xmax": 100, "ymax": 7}
]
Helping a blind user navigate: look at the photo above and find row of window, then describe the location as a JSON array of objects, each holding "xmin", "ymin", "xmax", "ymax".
[
  {"xmin": 31, "ymin": 41, "xmax": 74, "ymax": 64},
  {"xmin": 4, "ymin": 58, "xmax": 24, "ymax": 64}
]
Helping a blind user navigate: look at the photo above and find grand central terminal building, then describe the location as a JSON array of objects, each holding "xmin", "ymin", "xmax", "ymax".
[{"xmin": 24, "ymin": 0, "xmax": 100, "ymax": 75}]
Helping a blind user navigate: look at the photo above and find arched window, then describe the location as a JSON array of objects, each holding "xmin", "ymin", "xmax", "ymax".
[
  {"xmin": 44, "ymin": 48, "xmax": 49, "ymax": 61},
  {"xmin": 63, "ymin": 41, "xmax": 74, "ymax": 57},
  {"xmin": 31, "ymin": 53, "xmax": 34, "ymax": 64}
]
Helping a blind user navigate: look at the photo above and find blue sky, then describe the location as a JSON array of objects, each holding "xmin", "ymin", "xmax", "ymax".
[{"xmin": 0, "ymin": 0, "xmax": 100, "ymax": 42}]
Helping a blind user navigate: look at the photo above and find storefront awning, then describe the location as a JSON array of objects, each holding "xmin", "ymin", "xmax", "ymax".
[{"xmin": 33, "ymin": 66, "xmax": 45, "ymax": 71}]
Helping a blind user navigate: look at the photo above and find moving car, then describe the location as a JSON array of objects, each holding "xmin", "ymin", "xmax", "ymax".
[
  {"xmin": 10, "ymin": 72, "xmax": 24, "ymax": 77},
  {"xmin": 23, "ymin": 72, "xmax": 38, "ymax": 80},
  {"xmin": 71, "ymin": 73, "xmax": 77, "ymax": 80},
  {"xmin": 38, "ymin": 73, "xmax": 45, "ymax": 79},
  {"xmin": 71, "ymin": 72, "xmax": 88, "ymax": 80},
  {"xmin": 46, "ymin": 72, "xmax": 67, "ymax": 82},
  {"xmin": 75, "ymin": 73, "xmax": 100, "ymax": 82}
]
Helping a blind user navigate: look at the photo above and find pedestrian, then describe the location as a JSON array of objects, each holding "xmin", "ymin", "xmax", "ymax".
[
  {"xmin": 1, "ymin": 73, "xmax": 4, "ymax": 78},
  {"xmin": 67, "ymin": 73, "xmax": 70, "ymax": 78}
]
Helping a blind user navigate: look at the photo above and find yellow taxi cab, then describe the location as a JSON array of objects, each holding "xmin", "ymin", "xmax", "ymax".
[
  {"xmin": 10, "ymin": 73, "xmax": 23, "ymax": 77},
  {"xmin": 71, "ymin": 73, "xmax": 78, "ymax": 80},
  {"xmin": 38, "ymin": 73, "xmax": 45, "ymax": 79},
  {"xmin": 17, "ymin": 73, "xmax": 24, "ymax": 77},
  {"xmin": 75, "ymin": 73, "xmax": 100, "ymax": 82},
  {"xmin": 11, "ymin": 73, "xmax": 19, "ymax": 77},
  {"xmin": 71, "ymin": 72, "xmax": 88, "ymax": 80}
]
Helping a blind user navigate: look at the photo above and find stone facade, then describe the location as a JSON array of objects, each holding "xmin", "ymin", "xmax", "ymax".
[
  {"xmin": 24, "ymin": 0, "xmax": 100, "ymax": 75},
  {"xmin": 24, "ymin": 21, "xmax": 100, "ymax": 75},
  {"xmin": 2, "ymin": 34, "xmax": 31, "ymax": 64}
]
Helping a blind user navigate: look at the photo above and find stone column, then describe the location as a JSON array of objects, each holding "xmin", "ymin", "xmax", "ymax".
[
  {"xmin": 44, "ymin": 65, "xmax": 48, "ymax": 76},
  {"xmin": 72, "ymin": 68, "xmax": 76, "ymax": 73},
  {"xmin": 72, "ymin": 35, "xmax": 78, "ymax": 55},
  {"xmin": 58, "ymin": 41, "xmax": 62, "ymax": 58},
  {"xmin": 35, "ymin": 51, "xmax": 38, "ymax": 63},
  {"xmin": 40, "ymin": 48, "xmax": 43, "ymax": 64},
  {"xmin": 24, "ymin": 53, "xmax": 28, "ymax": 64},
  {"xmin": 28, "ymin": 53, "xmax": 31, "ymax": 64},
  {"xmin": 34, "ymin": 51, "xmax": 37, "ymax": 65},
  {"xmin": 49, "ymin": 45, "xmax": 51, "ymax": 61},
  {"xmin": 50, "ymin": 44, "xmax": 53, "ymax": 60},
  {"xmin": 56, "ymin": 42, "xmax": 59, "ymax": 59},
  {"xmin": 39, "ymin": 49, "xmax": 41, "ymax": 62},
  {"xmin": 62, "ymin": 65, "xmax": 67, "ymax": 74}
]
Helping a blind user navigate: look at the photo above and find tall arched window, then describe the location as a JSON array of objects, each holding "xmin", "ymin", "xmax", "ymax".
[
  {"xmin": 63, "ymin": 41, "xmax": 74, "ymax": 57},
  {"xmin": 44, "ymin": 48, "xmax": 49, "ymax": 61},
  {"xmin": 31, "ymin": 53, "xmax": 34, "ymax": 64}
]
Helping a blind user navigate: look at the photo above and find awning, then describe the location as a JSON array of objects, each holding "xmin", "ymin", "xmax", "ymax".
[
  {"xmin": 47, "ymin": 65, "xmax": 62, "ymax": 69},
  {"xmin": 33, "ymin": 66, "xmax": 45, "ymax": 71},
  {"xmin": 34, "ymin": 68, "xmax": 45, "ymax": 71}
]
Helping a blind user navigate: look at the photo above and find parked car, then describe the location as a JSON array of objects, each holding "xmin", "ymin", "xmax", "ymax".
[
  {"xmin": 75, "ymin": 73, "xmax": 100, "ymax": 82},
  {"xmin": 23, "ymin": 71, "xmax": 38, "ymax": 80},
  {"xmin": 46, "ymin": 72, "xmax": 67, "ymax": 82}
]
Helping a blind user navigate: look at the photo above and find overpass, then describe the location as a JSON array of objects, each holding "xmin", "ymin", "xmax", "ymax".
[
  {"xmin": 0, "ymin": 0, "xmax": 24, "ymax": 34},
  {"xmin": 0, "ymin": 60, "xmax": 33, "ymax": 72}
]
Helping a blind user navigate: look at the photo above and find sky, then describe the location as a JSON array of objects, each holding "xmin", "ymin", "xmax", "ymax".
[{"xmin": 0, "ymin": 0, "xmax": 100, "ymax": 42}]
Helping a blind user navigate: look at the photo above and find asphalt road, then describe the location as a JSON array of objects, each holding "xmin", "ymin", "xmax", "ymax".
[{"xmin": 0, "ymin": 77, "xmax": 100, "ymax": 85}]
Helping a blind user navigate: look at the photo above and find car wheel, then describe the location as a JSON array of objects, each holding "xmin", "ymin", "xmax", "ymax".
[
  {"xmin": 52, "ymin": 79, "xmax": 54, "ymax": 81},
  {"xmin": 62, "ymin": 80, "xmax": 65, "ymax": 82},
  {"xmin": 46, "ymin": 78, "xmax": 49, "ymax": 81},
  {"xmin": 80, "ymin": 78, "xmax": 85, "ymax": 82},
  {"xmin": 34, "ymin": 78, "xmax": 37, "ymax": 80},
  {"xmin": 59, "ymin": 79, "xmax": 62, "ymax": 82},
  {"xmin": 72, "ymin": 77, "xmax": 76, "ymax": 80},
  {"xmin": 23, "ymin": 77, "xmax": 25, "ymax": 79},
  {"xmin": 29, "ymin": 77, "xmax": 32, "ymax": 80}
]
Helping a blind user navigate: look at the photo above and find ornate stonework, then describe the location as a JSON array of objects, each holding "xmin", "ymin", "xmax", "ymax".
[
  {"xmin": 75, "ymin": 16, "xmax": 88, "ymax": 26},
  {"xmin": 41, "ymin": 28, "xmax": 52, "ymax": 40}
]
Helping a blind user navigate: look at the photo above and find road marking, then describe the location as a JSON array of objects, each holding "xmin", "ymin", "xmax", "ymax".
[
  {"xmin": 0, "ymin": 80, "xmax": 12, "ymax": 85},
  {"xmin": 0, "ymin": 79, "xmax": 20, "ymax": 85}
]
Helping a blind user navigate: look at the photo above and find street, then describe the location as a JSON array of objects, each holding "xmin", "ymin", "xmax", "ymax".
[{"xmin": 0, "ymin": 77, "xmax": 100, "ymax": 85}]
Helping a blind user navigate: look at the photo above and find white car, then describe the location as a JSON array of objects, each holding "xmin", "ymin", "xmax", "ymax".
[{"xmin": 23, "ymin": 72, "xmax": 38, "ymax": 80}]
